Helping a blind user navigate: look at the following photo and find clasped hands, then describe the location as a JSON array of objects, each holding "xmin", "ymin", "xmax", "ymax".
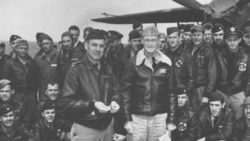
[{"xmin": 94, "ymin": 101, "xmax": 120, "ymax": 113}]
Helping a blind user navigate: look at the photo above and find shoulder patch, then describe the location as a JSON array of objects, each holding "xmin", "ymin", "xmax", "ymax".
[
  {"xmin": 175, "ymin": 59, "xmax": 183, "ymax": 68},
  {"xmin": 239, "ymin": 62, "xmax": 247, "ymax": 72}
]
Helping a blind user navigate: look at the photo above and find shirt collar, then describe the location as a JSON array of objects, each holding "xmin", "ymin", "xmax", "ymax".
[
  {"xmin": 136, "ymin": 49, "xmax": 172, "ymax": 66},
  {"xmin": 74, "ymin": 40, "xmax": 80, "ymax": 48}
]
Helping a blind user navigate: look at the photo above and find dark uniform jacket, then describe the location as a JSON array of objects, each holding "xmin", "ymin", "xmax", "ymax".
[
  {"xmin": 33, "ymin": 118, "xmax": 66, "ymax": 141},
  {"xmin": 0, "ymin": 122, "xmax": 32, "ymax": 141},
  {"xmin": 197, "ymin": 107, "xmax": 235, "ymax": 141},
  {"xmin": 212, "ymin": 43, "xmax": 228, "ymax": 93},
  {"xmin": 0, "ymin": 54, "xmax": 8, "ymax": 78},
  {"xmin": 166, "ymin": 45, "xmax": 195, "ymax": 91},
  {"xmin": 120, "ymin": 49, "xmax": 176, "ymax": 123},
  {"xmin": 171, "ymin": 104, "xmax": 197, "ymax": 141},
  {"xmin": 34, "ymin": 50, "xmax": 65, "ymax": 99},
  {"xmin": 231, "ymin": 116, "xmax": 250, "ymax": 141},
  {"xmin": 191, "ymin": 42, "xmax": 217, "ymax": 97},
  {"xmin": 2, "ymin": 55, "xmax": 37, "ymax": 93},
  {"xmin": 71, "ymin": 41, "xmax": 85, "ymax": 62},
  {"xmin": 223, "ymin": 48, "xmax": 250, "ymax": 96},
  {"xmin": 61, "ymin": 54, "xmax": 120, "ymax": 130}
]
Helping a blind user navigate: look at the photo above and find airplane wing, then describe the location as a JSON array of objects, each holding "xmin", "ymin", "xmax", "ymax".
[
  {"xmin": 173, "ymin": 0, "xmax": 204, "ymax": 10},
  {"xmin": 92, "ymin": 7, "xmax": 204, "ymax": 24}
]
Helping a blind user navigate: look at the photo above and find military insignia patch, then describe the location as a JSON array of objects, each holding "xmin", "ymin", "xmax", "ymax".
[
  {"xmin": 178, "ymin": 122, "xmax": 187, "ymax": 132},
  {"xmin": 239, "ymin": 62, "xmax": 247, "ymax": 71},
  {"xmin": 175, "ymin": 60, "xmax": 183, "ymax": 68}
]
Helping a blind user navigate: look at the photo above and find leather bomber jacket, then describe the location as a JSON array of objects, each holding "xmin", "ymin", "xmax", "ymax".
[
  {"xmin": 191, "ymin": 42, "xmax": 217, "ymax": 97},
  {"xmin": 231, "ymin": 117, "xmax": 248, "ymax": 141},
  {"xmin": 60, "ymin": 54, "xmax": 120, "ymax": 130},
  {"xmin": 120, "ymin": 50, "xmax": 177, "ymax": 124},
  {"xmin": 166, "ymin": 46, "xmax": 195, "ymax": 91}
]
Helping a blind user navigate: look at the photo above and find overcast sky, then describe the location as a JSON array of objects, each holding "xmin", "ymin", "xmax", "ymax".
[{"xmin": 0, "ymin": 0, "xmax": 211, "ymax": 42}]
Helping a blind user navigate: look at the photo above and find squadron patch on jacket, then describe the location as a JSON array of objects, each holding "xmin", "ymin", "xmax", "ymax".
[
  {"xmin": 178, "ymin": 122, "xmax": 187, "ymax": 132},
  {"xmin": 239, "ymin": 62, "xmax": 247, "ymax": 72},
  {"xmin": 175, "ymin": 60, "xmax": 183, "ymax": 68}
]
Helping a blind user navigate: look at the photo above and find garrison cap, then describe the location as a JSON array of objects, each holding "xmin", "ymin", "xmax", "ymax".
[
  {"xmin": 212, "ymin": 23, "xmax": 225, "ymax": 33},
  {"xmin": 172, "ymin": 88, "xmax": 187, "ymax": 95},
  {"xmin": 225, "ymin": 27, "xmax": 242, "ymax": 38},
  {"xmin": 9, "ymin": 35, "xmax": 21, "ymax": 43},
  {"xmin": 129, "ymin": 30, "xmax": 142, "ymax": 41},
  {"xmin": 183, "ymin": 25, "xmax": 193, "ymax": 32},
  {"xmin": 0, "ymin": 104, "xmax": 13, "ymax": 117},
  {"xmin": 191, "ymin": 25, "xmax": 204, "ymax": 33},
  {"xmin": 142, "ymin": 26, "xmax": 159, "ymax": 36},
  {"xmin": 167, "ymin": 27, "xmax": 179, "ymax": 36},
  {"xmin": 16, "ymin": 39, "xmax": 29, "ymax": 47},
  {"xmin": 0, "ymin": 79, "xmax": 11, "ymax": 89},
  {"xmin": 36, "ymin": 32, "xmax": 45, "ymax": 41},
  {"xmin": 242, "ymin": 97, "xmax": 250, "ymax": 106},
  {"xmin": 107, "ymin": 30, "xmax": 123, "ymax": 41},
  {"xmin": 209, "ymin": 91, "xmax": 224, "ymax": 102},
  {"xmin": 41, "ymin": 101, "xmax": 56, "ymax": 112},
  {"xmin": 203, "ymin": 23, "xmax": 213, "ymax": 30},
  {"xmin": 243, "ymin": 26, "xmax": 250, "ymax": 36},
  {"xmin": 40, "ymin": 33, "xmax": 53, "ymax": 42},
  {"xmin": 86, "ymin": 29, "xmax": 106, "ymax": 41}
]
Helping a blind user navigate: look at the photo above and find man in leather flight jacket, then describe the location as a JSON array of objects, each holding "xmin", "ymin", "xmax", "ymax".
[
  {"xmin": 60, "ymin": 29, "xmax": 120, "ymax": 141},
  {"xmin": 190, "ymin": 25, "xmax": 217, "ymax": 112},
  {"xmin": 120, "ymin": 26, "xmax": 177, "ymax": 141},
  {"xmin": 166, "ymin": 27, "xmax": 195, "ymax": 92}
]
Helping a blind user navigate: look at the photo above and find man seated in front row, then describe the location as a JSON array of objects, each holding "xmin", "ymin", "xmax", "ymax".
[
  {"xmin": 171, "ymin": 88, "xmax": 197, "ymax": 141},
  {"xmin": 197, "ymin": 92, "xmax": 235, "ymax": 141}
]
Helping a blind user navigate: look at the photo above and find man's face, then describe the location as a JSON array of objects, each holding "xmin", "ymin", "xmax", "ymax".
[
  {"xmin": 142, "ymin": 35, "xmax": 159, "ymax": 53},
  {"xmin": 213, "ymin": 30, "xmax": 224, "ymax": 45},
  {"xmin": 69, "ymin": 29, "xmax": 79, "ymax": 44},
  {"xmin": 192, "ymin": 31, "xmax": 203, "ymax": 45},
  {"xmin": 167, "ymin": 32, "xmax": 179, "ymax": 52},
  {"xmin": 0, "ymin": 85, "xmax": 13, "ymax": 102},
  {"xmin": 183, "ymin": 32, "xmax": 192, "ymax": 44},
  {"xmin": 226, "ymin": 36, "xmax": 241, "ymax": 52},
  {"xmin": 204, "ymin": 29, "xmax": 213, "ymax": 43},
  {"xmin": 85, "ymin": 39, "xmax": 106, "ymax": 62},
  {"xmin": 16, "ymin": 45, "xmax": 28, "ymax": 57},
  {"xmin": 42, "ymin": 109, "xmax": 55, "ymax": 123},
  {"xmin": 244, "ymin": 105, "xmax": 250, "ymax": 119},
  {"xmin": 130, "ymin": 38, "xmax": 142, "ymax": 51},
  {"xmin": 209, "ymin": 101, "xmax": 224, "ymax": 117},
  {"xmin": 62, "ymin": 36, "xmax": 73, "ymax": 50},
  {"xmin": 159, "ymin": 37, "xmax": 166, "ymax": 51},
  {"xmin": 45, "ymin": 84, "xmax": 59, "ymax": 101},
  {"xmin": 243, "ymin": 34, "xmax": 250, "ymax": 47},
  {"xmin": 1, "ymin": 111, "xmax": 15, "ymax": 127},
  {"xmin": 10, "ymin": 40, "xmax": 19, "ymax": 52},
  {"xmin": 178, "ymin": 94, "xmax": 188, "ymax": 107},
  {"xmin": 42, "ymin": 39, "xmax": 53, "ymax": 53}
]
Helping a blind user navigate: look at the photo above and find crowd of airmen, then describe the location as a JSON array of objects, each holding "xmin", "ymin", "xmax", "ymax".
[{"xmin": 1, "ymin": 22, "xmax": 250, "ymax": 141}]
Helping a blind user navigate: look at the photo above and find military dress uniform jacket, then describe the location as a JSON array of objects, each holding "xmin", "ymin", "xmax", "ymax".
[
  {"xmin": 197, "ymin": 107, "xmax": 235, "ymax": 141},
  {"xmin": 120, "ymin": 49, "xmax": 176, "ymax": 123},
  {"xmin": 166, "ymin": 45, "xmax": 195, "ymax": 91},
  {"xmin": 191, "ymin": 42, "xmax": 217, "ymax": 97},
  {"xmin": 171, "ymin": 105, "xmax": 197, "ymax": 141},
  {"xmin": 61, "ymin": 54, "xmax": 120, "ymax": 130}
]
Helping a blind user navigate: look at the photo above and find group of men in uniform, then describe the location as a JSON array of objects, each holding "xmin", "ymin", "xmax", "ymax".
[{"xmin": 0, "ymin": 21, "xmax": 250, "ymax": 141}]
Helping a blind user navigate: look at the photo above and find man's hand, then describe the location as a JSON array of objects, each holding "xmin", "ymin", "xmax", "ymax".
[
  {"xmin": 94, "ymin": 101, "xmax": 111, "ymax": 113},
  {"xmin": 166, "ymin": 123, "xmax": 176, "ymax": 131},
  {"xmin": 202, "ymin": 97, "xmax": 209, "ymax": 103},
  {"xmin": 110, "ymin": 101, "xmax": 120, "ymax": 113},
  {"xmin": 124, "ymin": 121, "xmax": 133, "ymax": 134}
]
